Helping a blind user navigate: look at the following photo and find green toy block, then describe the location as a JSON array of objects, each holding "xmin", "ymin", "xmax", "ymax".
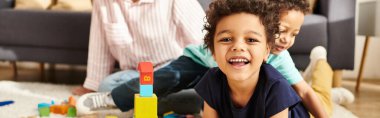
[
  {"xmin": 38, "ymin": 107, "xmax": 50, "ymax": 117},
  {"xmin": 67, "ymin": 107, "xmax": 77, "ymax": 117}
]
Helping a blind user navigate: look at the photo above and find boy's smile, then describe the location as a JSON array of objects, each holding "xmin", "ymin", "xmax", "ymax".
[
  {"xmin": 228, "ymin": 56, "xmax": 250, "ymax": 69},
  {"xmin": 213, "ymin": 13, "xmax": 270, "ymax": 82}
]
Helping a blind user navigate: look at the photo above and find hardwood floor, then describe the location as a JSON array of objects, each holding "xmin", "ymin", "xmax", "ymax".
[
  {"xmin": 342, "ymin": 79, "xmax": 380, "ymax": 118},
  {"xmin": 0, "ymin": 61, "xmax": 86, "ymax": 84},
  {"xmin": 1, "ymin": 61, "xmax": 380, "ymax": 117}
]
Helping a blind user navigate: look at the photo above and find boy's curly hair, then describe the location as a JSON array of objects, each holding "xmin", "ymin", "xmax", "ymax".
[
  {"xmin": 272, "ymin": 0, "xmax": 310, "ymax": 15},
  {"xmin": 203, "ymin": 0, "xmax": 280, "ymax": 54}
]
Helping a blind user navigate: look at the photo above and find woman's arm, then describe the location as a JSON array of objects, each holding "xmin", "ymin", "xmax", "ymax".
[
  {"xmin": 292, "ymin": 80, "xmax": 328, "ymax": 118},
  {"xmin": 172, "ymin": 0, "xmax": 205, "ymax": 46},
  {"xmin": 203, "ymin": 101, "xmax": 218, "ymax": 118},
  {"xmin": 270, "ymin": 108, "xmax": 288, "ymax": 118},
  {"xmin": 84, "ymin": 0, "xmax": 116, "ymax": 91}
]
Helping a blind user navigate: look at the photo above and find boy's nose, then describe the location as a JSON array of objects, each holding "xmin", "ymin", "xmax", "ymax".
[
  {"xmin": 279, "ymin": 37, "xmax": 288, "ymax": 44},
  {"xmin": 231, "ymin": 41, "xmax": 246, "ymax": 52},
  {"xmin": 232, "ymin": 48, "xmax": 244, "ymax": 51}
]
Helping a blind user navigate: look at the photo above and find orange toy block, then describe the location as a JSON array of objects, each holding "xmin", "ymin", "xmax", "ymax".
[
  {"xmin": 50, "ymin": 104, "xmax": 69, "ymax": 115},
  {"xmin": 138, "ymin": 62, "xmax": 154, "ymax": 85},
  {"xmin": 68, "ymin": 96, "xmax": 76, "ymax": 106}
]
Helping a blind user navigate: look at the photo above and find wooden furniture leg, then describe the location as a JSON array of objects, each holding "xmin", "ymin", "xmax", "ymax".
[
  {"xmin": 49, "ymin": 63, "xmax": 56, "ymax": 83},
  {"xmin": 11, "ymin": 61, "xmax": 18, "ymax": 81},
  {"xmin": 356, "ymin": 36, "xmax": 370, "ymax": 92},
  {"xmin": 333, "ymin": 70, "xmax": 343, "ymax": 87},
  {"xmin": 40, "ymin": 62, "xmax": 45, "ymax": 82}
]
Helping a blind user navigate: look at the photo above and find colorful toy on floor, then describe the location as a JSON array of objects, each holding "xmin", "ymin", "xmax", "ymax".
[
  {"xmin": 163, "ymin": 111, "xmax": 177, "ymax": 118},
  {"xmin": 134, "ymin": 62, "xmax": 157, "ymax": 118},
  {"xmin": 0, "ymin": 100, "xmax": 14, "ymax": 107},
  {"xmin": 37, "ymin": 96, "xmax": 77, "ymax": 117},
  {"xmin": 163, "ymin": 111, "xmax": 197, "ymax": 118}
]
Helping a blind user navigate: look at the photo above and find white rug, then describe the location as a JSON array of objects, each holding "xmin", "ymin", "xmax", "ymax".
[
  {"xmin": 0, "ymin": 81, "xmax": 357, "ymax": 118},
  {"xmin": 0, "ymin": 81, "xmax": 76, "ymax": 117},
  {"xmin": 0, "ymin": 81, "xmax": 131, "ymax": 118}
]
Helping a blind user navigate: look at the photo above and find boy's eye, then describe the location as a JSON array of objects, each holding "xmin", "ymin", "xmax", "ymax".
[
  {"xmin": 292, "ymin": 33, "xmax": 298, "ymax": 37},
  {"xmin": 219, "ymin": 37, "xmax": 232, "ymax": 42},
  {"xmin": 247, "ymin": 38, "xmax": 259, "ymax": 44},
  {"xmin": 247, "ymin": 38, "xmax": 258, "ymax": 43},
  {"xmin": 280, "ymin": 32, "xmax": 287, "ymax": 37}
]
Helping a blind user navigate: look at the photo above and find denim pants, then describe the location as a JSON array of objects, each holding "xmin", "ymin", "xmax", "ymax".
[
  {"xmin": 98, "ymin": 70, "xmax": 140, "ymax": 92},
  {"xmin": 108, "ymin": 56, "xmax": 209, "ymax": 114}
]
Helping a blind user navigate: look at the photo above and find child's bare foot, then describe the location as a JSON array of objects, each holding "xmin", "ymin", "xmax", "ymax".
[{"xmin": 72, "ymin": 86, "xmax": 95, "ymax": 95}]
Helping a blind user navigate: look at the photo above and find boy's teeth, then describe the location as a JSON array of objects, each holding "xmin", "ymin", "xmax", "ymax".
[{"xmin": 229, "ymin": 58, "xmax": 248, "ymax": 62}]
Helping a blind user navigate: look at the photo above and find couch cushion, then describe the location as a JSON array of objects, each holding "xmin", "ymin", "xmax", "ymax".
[
  {"xmin": 288, "ymin": 14, "xmax": 327, "ymax": 54},
  {"xmin": 289, "ymin": 54, "xmax": 309, "ymax": 70},
  {"xmin": 0, "ymin": 0, "xmax": 15, "ymax": 9},
  {"xmin": 0, "ymin": 45, "xmax": 88, "ymax": 64},
  {"xmin": 0, "ymin": 9, "xmax": 91, "ymax": 50},
  {"xmin": 14, "ymin": 0, "xmax": 53, "ymax": 10}
]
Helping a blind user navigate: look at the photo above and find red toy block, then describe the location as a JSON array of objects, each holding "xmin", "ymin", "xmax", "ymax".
[
  {"xmin": 138, "ymin": 62, "xmax": 153, "ymax": 73},
  {"xmin": 138, "ymin": 62, "xmax": 154, "ymax": 85}
]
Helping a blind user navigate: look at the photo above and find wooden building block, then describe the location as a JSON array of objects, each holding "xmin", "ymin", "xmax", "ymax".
[
  {"xmin": 139, "ymin": 85, "xmax": 153, "ymax": 97},
  {"xmin": 50, "ymin": 104, "xmax": 69, "ymax": 114},
  {"xmin": 134, "ymin": 94, "xmax": 157, "ymax": 118},
  {"xmin": 138, "ymin": 62, "xmax": 154, "ymax": 85}
]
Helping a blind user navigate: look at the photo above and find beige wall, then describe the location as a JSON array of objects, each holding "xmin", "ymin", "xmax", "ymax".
[
  {"xmin": 343, "ymin": 0, "xmax": 380, "ymax": 79},
  {"xmin": 343, "ymin": 36, "xmax": 380, "ymax": 79}
]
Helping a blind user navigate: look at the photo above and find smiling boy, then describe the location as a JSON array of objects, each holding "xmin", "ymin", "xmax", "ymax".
[{"xmin": 194, "ymin": 0, "xmax": 309, "ymax": 117}]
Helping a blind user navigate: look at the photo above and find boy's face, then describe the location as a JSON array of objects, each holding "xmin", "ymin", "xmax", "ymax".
[
  {"xmin": 271, "ymin": 10, "xmax": 305, "ymax": 55},
  {"xmin": 213, "ymin": 13, "xmax": 270, "ymax": 81}
]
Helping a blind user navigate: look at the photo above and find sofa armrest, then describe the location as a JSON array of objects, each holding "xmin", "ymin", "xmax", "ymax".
[
  {"xmin": 317, "ymin": 0, "xmax": 356, "ymax": 70},
  {"xmin": 0, "ymin": 0, "xmax": 14, "ymax": 9}
]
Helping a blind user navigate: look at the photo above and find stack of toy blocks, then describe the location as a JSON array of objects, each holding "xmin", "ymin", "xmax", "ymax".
[
  {"xmin": 134, "ymin": 62, "xmax": 157, "ymax": 118},
  {"xmin": 38, "ymin": 96, "xmax": 76, "ymax": 117}
]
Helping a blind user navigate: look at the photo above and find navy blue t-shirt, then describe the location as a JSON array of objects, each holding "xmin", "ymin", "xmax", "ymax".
[{"xmin": 195, "ymin": 64, "xmax": 309, "ymax": 118}]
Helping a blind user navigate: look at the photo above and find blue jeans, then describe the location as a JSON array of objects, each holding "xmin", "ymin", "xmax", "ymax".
[
  {"xmin": 109, "ymin": 56, "xmax": 209, "ymax": 114},
  {"xmin": 98, "ymin": 70, "xmax": 139, "ymax": 92},
  {"xmin": 98, "ymin": 60, "xmax": 172, "ymax": 92}
]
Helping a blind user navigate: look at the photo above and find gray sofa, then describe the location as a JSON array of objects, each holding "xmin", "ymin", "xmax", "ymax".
[
  {"xmin": 0, "ymin": 0, "xmax": 90, "ymax": 65},
  {"xmin": 0, "ymin": 0, "xmax": 355, "ymax": 71},
  {"xmin": 290, "ymin": 0, "xmax": 356, "ymax": 70}
]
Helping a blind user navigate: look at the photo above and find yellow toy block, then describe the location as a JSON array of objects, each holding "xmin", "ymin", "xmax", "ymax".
[{"xmin": 134, "ymin": 94, "xmax": 157, "ymax": 118}]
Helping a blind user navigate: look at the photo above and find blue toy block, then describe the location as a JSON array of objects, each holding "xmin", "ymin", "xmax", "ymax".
[
  {"xmin": 38, "ymin": 103, "xmax": 51, "ymax": 109},
  {"xmin": 140, "ymin": 85, "xmax": 153, "ymax": 97}
]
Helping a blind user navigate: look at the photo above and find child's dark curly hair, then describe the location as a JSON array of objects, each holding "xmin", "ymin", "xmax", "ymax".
[
  {"xmin": 203, "ymin": 0, "xmax": 280, "ymax": 54},
  {"xmin": 272, "ymin": 0, "xmax": 310, "ymax": 15}
]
